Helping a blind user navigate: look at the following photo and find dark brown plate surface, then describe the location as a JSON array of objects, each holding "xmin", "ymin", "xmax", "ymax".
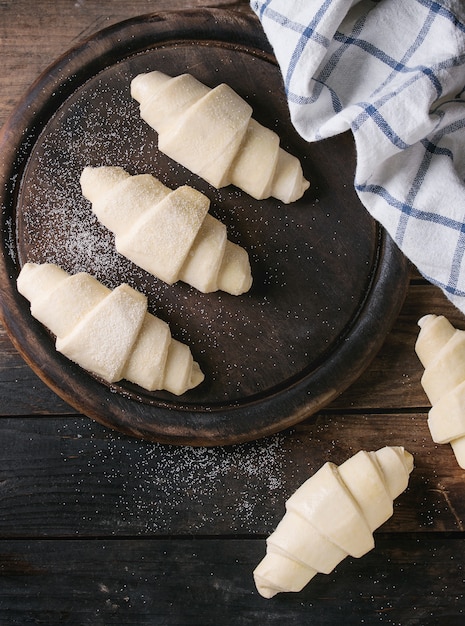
[{"xmin": 0, "ymin": 9, "xmax": 410, "ymax": 446}]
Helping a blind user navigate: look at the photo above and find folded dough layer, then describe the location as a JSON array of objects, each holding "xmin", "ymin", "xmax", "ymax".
[
  {"xmin": 17, "ymin": 262, "xmax": 204, "ymax": 395},
  {"xmin": 131, "ymin": 71, "xmax": 310, "ymax": 204},
  {"xmin": 80, "ymin": 166, "xmax": 252, "ymax": 296},
  {"xmin": 253, "ymin": 446, "xmax": 413, "ymax": 598}
]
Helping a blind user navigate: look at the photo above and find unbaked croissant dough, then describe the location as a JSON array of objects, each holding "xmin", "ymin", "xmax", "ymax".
[
  {"xmin": 130, "ymin": 71, "xmax": 310, "ymax": 204},
  {"xmin": 17, "ymin": 262, "xmax": 204, "ymax": 395},
  {"xmin": 253, "ymin": 446, "xmax": 413, "ymax": 598},
  {"xmin": 415, "ymin": 313, "xmax": 465, "ymax": 468},
  {"xmin": 80, "ymin": 166, "xmax": 252, "ymax": 296}
]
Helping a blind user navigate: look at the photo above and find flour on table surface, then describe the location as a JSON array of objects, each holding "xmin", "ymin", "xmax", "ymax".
[{"xmin": 58, "ymin": 419, "xmax": 289, "ymax": 533}]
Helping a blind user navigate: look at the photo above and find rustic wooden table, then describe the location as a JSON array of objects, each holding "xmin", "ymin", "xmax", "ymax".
[{"xmin": 1, "ymin": 1, "xmax": 465, "ymax": 624}]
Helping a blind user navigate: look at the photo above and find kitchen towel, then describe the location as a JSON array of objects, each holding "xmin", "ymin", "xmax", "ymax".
[{"xmin": 251, "ymin": 0, "xmax": 465, "ymax": 313}]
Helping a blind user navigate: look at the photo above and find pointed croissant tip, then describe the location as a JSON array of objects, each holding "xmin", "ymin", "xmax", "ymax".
[
  {"xmin": 400, "ymin": 447, "xmax": 415, "ymax": 474},
  {"xmin": 417, "ymin": 314, "xmax": 437, "ymax": 329},
  {"xmin": 253, "ymin": 576, "xmax": 279, "ymax": 599},
  {"xmin": 288, "ymin": 177, "xmax": 311, "ymax": 204},
  {"xmin": 130, "ymin": 72, "xmax": 147, "ymax": 102},
  {"xmin": 377, "ymin": 445, "xmax": 414, "ymax": 476},
  {"xmin": 80, "ymin": 165, "xmax": 130, "ymax": 205},
  {"xmin": 130, "ymin": 70, "xmax": 171, "ymax": 104}
]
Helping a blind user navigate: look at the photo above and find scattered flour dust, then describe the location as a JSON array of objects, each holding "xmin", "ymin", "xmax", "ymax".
[
  {"xmin": 59, "ymin": 419, "xmax": 288, "ymax": 533},
  {"xmin": 14, "ymin": 71, "xmax": 323, "ymax": 403}
]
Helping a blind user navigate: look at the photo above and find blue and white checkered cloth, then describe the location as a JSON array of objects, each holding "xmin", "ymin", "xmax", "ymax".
[{"xmin": 251, "ymin": 0, "xmax": 465, "ymax": 314}]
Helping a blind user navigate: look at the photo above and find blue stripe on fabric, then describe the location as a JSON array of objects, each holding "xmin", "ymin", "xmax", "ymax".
[
  {"xmin": 356, "ymin": 183, "xmax": 465, "ymax": 233},
  {"xmin": 346, "ymin": 53, "xmax": 464, "ymax": 141},
  {"xmin": 368, "ymin": 0, "xmax": 439, "ymax": 97},
  {"xmin": 394, "ymin": 147, "xmax": 436, "ymax": 246},
  {"xmin": 415, "ymin": 0, "xmax": 465, "ymax": 33},
  {"xmin": 422, "ymin": 139, "xmax": 454, "ymax": 159},
  {"xmin": 421, "ymin": 271, "xmax": 465, "ymax": 297},
  {"xmin": 352, "ymin": 104, "xmax": 411, "ymax": 149},
  {"xmin": 250, "ymin": 0, "xmax": 273, "ymax": 21},
  {"xmin": 286, "ymin": 43, "xmax": 463, "ymax": 111},
  {"xmin": 311, "ymin": 11, "xmax": 368, "ymax": 113},
  {"xmin": 393, "ymin": 117, "xmax": 463, "ymax": 245},
  {"xmin": 286, "ymin": 77, "xmax": 342, "ymax": 110},
  {"xmin": 285, "ymin": 9, "xmax": 368, "ymax": 111},
  {"xmin": 258, "ymin": 5, "xmax": 330, "ymax": 45},
  {"xmin": 447, "ymin": 227, "xmax": 465, "ymax": 294},
  {"xmin": 394, "ymin": 115, "xmax": 465, "ymax": 242},
  {"xmin": 333, "ymin": 31, "xmax": 444, "ymax": 99},
  {"xmin": 283, "ymin": 0, "xmax": 334, "ymax": 94},
  {"xmin": 265, "ymin": 0, "xmax": 463, "ymax": 117},
  {"xmin": 333, "ymin": 32, "xmax": 402, "ymax": 69},
  {"xmin": 251, "ymin": 0, "xmax": 327, "ymax": 44},
  {"xmin": 357, "ymin": 181, "xmax": 465, "ymax": 298}
]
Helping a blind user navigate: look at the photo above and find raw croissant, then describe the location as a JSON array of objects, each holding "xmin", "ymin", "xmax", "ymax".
[
  {"xmin": 130, "ymin": 71, "xmax": 310, "ymax": 204},
  {"xmin": 80, "ymin": 166, "xmax": 252, "ymax": 296},
  {"xmin": 253, "ymin": 446, "xmax": 413, "ymax": 598},
  {"xmin": 17, "ymin": 262, "xmax": 204, "ymax": 395},
  {"xmin": 415, "ymin": 313, "xmax": 465, "ymax": 468}
]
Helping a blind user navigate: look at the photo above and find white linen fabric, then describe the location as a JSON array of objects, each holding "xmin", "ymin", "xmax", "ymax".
[{"xmin": 250, "ymin": 0, "xmax": 465, "ymax": 313}]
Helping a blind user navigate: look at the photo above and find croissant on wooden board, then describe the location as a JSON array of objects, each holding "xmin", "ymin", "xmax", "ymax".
[
  {"xmin": 253, "ymin": 446, "xmax": 414, "ymax": 598},
  {"xmin": 17, "ymin": 263, "xmax": 204, "ymax": 395},
  {"xmin": 130, "ymin": 71, "xmax": 310, "ymax": 204},
  {"xmin": 415, "ymin": 313, "xmax": 465, "ymax": 468},
  {"xmin": 80, "ymin": 166, "xmax": 252, "ymax": 296}
]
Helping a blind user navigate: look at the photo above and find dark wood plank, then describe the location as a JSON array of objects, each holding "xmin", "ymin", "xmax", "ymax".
[
  {"xmin": 1, "ymin": 535, "xmax": 465, "ymax": 625},
  {"xmin": 331, "ymin": 281, "xmax": 460, "ymax": 410},
  {"xmin": 0, "ymin": 413, "xmax": 463, "ymax": 536},
  {"xmin": 0, "ymin": 1, "xmax": 251, "ymax": 120},
  {"xmin": 0, "ymin": 326, "xmax": 75, "ymax": 415}
]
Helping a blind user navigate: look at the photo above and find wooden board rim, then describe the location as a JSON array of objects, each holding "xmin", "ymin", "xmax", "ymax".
[{"xmin": 0, "ymin": 9, "xmax": 410, "ymax": 446}]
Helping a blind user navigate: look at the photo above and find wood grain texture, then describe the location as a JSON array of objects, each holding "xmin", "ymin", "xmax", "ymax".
[
  {"xmin": 1, "ymin": 0, "xmax": 465, "ymax": 623},
  {"xmin": 0, "ymin": 413, "xmax": 461, "ymax": 537},
  {"xmin": 0, "ymin": 1, "xmax": 250, "ymax": 117},
  {"xmin": 1, "ymin": 536, "xmax": 464, "ymax": 626}
]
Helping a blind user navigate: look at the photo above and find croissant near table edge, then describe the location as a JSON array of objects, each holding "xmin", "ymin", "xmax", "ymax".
[
  {"xmin": 415, "ymin": 314, "xmax": 465, "ymax": 468},
  {"xmin": 254, "ymin": 446, "xmax": 414, "ymax": 598}
]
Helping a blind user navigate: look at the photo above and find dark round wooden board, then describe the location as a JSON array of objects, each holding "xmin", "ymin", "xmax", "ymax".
[{"xmin": 0, "ymin": 9, "xmax": 410, "ymax": 446}]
